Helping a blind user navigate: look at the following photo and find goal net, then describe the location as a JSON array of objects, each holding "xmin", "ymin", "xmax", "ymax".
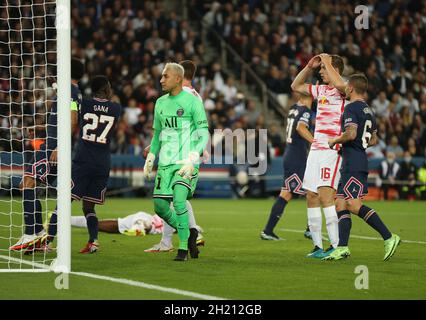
[{"xmin": 0, "ymin": 0, "xmax": 71, "ymax": 272}]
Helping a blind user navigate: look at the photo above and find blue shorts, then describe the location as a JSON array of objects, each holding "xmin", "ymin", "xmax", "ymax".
[
  {"xmin": 23, "ymin": 149, "xmax": 57, "ymax": 186},
  {"xmin": 337, "ymin": 172, "xmax": 368, "ymax": 200},
  {"xmin": 282, "ymin": 166, "xmax": 306, "ymax": 195},
  {"xmin": 71, "ymin": 162, "xmax": 109, "ymax": 204}
]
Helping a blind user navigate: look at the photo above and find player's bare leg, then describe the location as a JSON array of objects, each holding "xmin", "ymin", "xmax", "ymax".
[
  {"xmin": 318, "ymin": 186, "xmax": 339, "ymax": 250},
  {"xmin": 261, "ymin": 190, "xmax": 292, "ymax": 240}
]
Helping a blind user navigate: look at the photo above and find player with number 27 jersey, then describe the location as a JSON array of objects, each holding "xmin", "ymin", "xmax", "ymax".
[
  {"xmin": 72, "ymin": 97, "xmax": 121, "ymax": 204},
  {"xmin": 337, "ymin": 100, "xmax": 376, "ymax": 200}
]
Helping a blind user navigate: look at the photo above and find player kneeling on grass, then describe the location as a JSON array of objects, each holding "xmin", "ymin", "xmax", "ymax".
[
  {"xmin": 70, "ymin": 210, "xmax": 205, "ymax": 248},
  {"xmin": 325, "ymin": 74, "xmax": 400, "ymax": 261}
]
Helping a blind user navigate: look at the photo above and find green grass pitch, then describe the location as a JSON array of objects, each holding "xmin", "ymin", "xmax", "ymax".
[{"xmin": 1, "ymin": 198, "xmax": 425, "ymax": 299}]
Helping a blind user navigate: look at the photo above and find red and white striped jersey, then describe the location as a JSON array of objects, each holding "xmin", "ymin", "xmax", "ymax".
[
  {"xmin": 309, "ymin": 84, "xmax": 346, "ymax": 150},
  {"xmin": 183, "ymin": 85, "xmax": 202, "ymax": 102}
]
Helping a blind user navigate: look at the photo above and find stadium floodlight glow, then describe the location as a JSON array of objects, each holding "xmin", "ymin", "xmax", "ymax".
[{"xmin": 0, "ymin": 0, "xmax": 71, "ymax": 273}]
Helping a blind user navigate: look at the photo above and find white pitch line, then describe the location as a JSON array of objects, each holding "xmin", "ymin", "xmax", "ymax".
[
  {"xmin": 0, "ymin": 254, "xmax": 226, "ymax": 300},
  {"xmin": 71, "ymin": 271, "xmax": 226, "ymax": 300},
  {"xmin": 279, "ymin": 228, "xmax": 426, "ymax": 245}
]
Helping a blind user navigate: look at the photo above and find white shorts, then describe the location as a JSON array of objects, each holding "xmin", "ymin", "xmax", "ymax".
[
  {"xmin": 117, "ymin": 212, "xmax": 164, "ymax": 235},
  {"xmin": 302, "ymin": 149, "xmax": 342, "ymax": 193}
]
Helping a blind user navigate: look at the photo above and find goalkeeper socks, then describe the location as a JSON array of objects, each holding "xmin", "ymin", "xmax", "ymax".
[
  {"xmin": 173, "ymin": 185, "xmax": 190, "ymax": 250},
  {"xmin": 154, "ymin": 198, "xmax": 178, "ymax": 229},
  {"xmin": 23, "ymin": 188, "xmax": 38, "ymax": 235},
  {"xmin": 264, "ymin": 196, "xmax": 287, "ymax": 234},
  {"xmin": 337, "ymin": 210, "xmax": 351, "ymax": 246},
  {"xmin": 357, "ymin": 205, "xmax": 392, "ymax": 240},
  {"xmin": 85, "ymin": 213, "xmax": 98, "ymax": 243},
  {"xmin": 307, "ymin": 207, "xmax": 323, "ymax": 249},
  {"xmin": 324, "ymin": 205, "xmax": 339, "ymax": 248}
]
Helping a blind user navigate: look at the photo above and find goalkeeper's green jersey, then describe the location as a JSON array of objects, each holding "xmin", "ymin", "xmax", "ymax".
[{"xmin": 152, "ymin": 89, "xmax": 209, "ymax": 167}]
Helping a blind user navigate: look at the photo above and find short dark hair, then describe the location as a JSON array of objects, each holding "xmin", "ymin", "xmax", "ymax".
[
  {"xmin": 71, "ymin": 58, "xmax": 84, "ymax": 80},
  {"xmin": 330, "ymin": 55, "xmax": 344, "ymax": 75},
  {"xmin": 91, "ymin": 75, "xmax": 110, "ymax": 95},
  {"xmin": 180, "ymin": 60, "xmax": 197, "ymax": 80},
  {"xmin": 348, "ymin": 73, "xmax": 368, "ymax": 94}
]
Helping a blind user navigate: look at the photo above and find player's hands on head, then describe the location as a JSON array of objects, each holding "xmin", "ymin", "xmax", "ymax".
[
  {"xmin": 143, "ymin": 152, "xmax": 155, "ymax": 180},
  {"xmin": 307, "ymin": 55, "xmax": 321, "ymax": 69},
  {"xmin": 319, "ymin": 53, "xmax": 332, "ymax": 65}
]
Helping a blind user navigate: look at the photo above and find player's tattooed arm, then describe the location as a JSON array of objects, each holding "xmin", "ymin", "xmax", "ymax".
[
  {"xmin": 319, "ymin": 54, "xmax": 347, "ymax": 94},
  {"xmin": 296, "ymin": 122, "xmax": 314, "ymax": 144},
  {"xmin": 291, "ymin": 56, "xmax": 320, "ymax": 96},
  {"xmin": 368, "ymin": 131, "xmax": 378, "ymax": 147},
  {"xmin": 328, "ymin": 125, "xmax": 357, "ymax": 149},
  {"xmin": 71, "ymin": 110, "xmax": 78, "ymax": 132}
]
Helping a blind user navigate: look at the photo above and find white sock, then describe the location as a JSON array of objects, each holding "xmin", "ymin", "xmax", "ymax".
[
  {"xmin": 71, "ymin": 216, "xmax": 87, "ymax": 228},
  {"xmin": 324, "ymin": 205, "xmax": 339, "ymax": 248},
  {"xmin": 308, "ymin": 207, "xmax": 323, "ymax": 249},
  {"xmin": 186, "ymin": 200, "xmax": 197, "ymax": 229},
  {"xmin": 160, "ymin": 222, "xmax": 174, "ymax": 248}
]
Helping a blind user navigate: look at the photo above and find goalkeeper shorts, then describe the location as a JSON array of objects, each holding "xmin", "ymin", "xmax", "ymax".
[{"xmin": 153, "ymin": 165, "xmax": 199, "ymax": 200}]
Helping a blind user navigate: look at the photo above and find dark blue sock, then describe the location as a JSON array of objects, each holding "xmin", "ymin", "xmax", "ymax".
[
  {"xmin": 48, "ymin": 208, "xmax": 58, "ymax": 241},
  {"xmin": 357, "ymin": 205, "xmax": 392, "ymax": 240},
  {"xmin": 264, "ymin": 197, "xmax": 287, "ymax": 234},
  {"xmin": 23, "ymin": 189, "xmax": 37, "ymax": 235},
  {"xmin": 85, "ymin": 213, "xmax": 98, "ymax": 243},
  {"xmin": 337, "ymin": 210, "xmax": 351, "ymax": 246},
  {"xmin": 34, "ymin": 196, "xmax": 43, "ymax": 234}
]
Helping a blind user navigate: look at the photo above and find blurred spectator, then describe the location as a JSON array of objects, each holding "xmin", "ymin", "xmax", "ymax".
[
  {"xmin": 386, "ymin": 135, "xmax": 404, "ymax": 158},
  {"xmin": 399, "ymin": 151, "xmax": 418, "ymax": 200},
  {"xmin": 377, "ymin": 152, "xmax": 401, "ymax": 200},
  {"xmin": 372, "ymin": 91, "xmax": 390, "ymax": 118}
]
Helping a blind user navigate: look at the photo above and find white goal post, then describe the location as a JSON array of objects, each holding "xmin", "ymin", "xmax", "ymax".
[{"xmin": 0, "ymin": 0, "xmax": 71, "ymax": 273}]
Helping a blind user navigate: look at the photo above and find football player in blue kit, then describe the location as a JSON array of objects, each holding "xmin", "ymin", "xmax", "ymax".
[
  {"xmin": 261, "ymin": 94, "xmax": 314, "ymax": 240},
  {"xmin": 71, "ymin": 75, "xmax": 122, "ymax": 253},
  {"xmin": 325, "ymin": 74, "xmax": 400, "ymax": 261},
  {"xmin": 10, "ymin": 58, "xmax": 84, "ymax": 252}
]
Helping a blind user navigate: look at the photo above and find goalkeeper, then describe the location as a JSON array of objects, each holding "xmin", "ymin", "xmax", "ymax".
[{"xmin": 144, "ymin": 63, "xmax": 209, "ymax": 262}]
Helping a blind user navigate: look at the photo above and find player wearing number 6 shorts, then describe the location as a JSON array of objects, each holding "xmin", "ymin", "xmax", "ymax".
[
  {"xmin": 324, "ymin": 74, "xmax": 400, "ymax": 261},
  {"xmin": 291, "ymin": 53, "xmax": 346, "ymax": 258}
]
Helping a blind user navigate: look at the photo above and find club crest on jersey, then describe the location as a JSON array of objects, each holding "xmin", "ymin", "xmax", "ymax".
[
  {"xmin": 319, "ymin": 96, "xmax": 330, "ymax": 105},
  {"xmin": 176, "ymin": 108, "xmax": 184, "ymax": 117}
]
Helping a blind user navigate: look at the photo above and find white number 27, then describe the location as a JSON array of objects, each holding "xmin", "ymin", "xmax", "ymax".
[{"xmin": 82, "ymin": 113, "xmax": 114, "ymax": 144}]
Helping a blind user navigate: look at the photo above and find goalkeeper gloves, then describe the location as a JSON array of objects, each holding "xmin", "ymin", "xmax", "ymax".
[
  {"xmin": 176, "ymin": 152, "xmax": 200, "ymax": 180},
  {"xmin": 143, "ymin": 152, "xmax": 155, "ymax": 180}
]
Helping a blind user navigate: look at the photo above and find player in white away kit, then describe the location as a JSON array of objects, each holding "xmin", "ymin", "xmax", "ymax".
[
  {"xmin": 71, "ymin": 211, "xmax": 204, "ymax": 246},
  {"xmin": 291, "ymin": 54, "xmax": 347, "ymax": 258},
  {"xmin": 143, "ymin": 60, "xmax": 207, "ymax": 252}
]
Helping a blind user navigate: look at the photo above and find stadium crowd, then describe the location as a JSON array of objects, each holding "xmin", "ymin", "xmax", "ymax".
[{"xmin": 1, "ymin": 0, "xmax": 426, "ymax": 198}]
